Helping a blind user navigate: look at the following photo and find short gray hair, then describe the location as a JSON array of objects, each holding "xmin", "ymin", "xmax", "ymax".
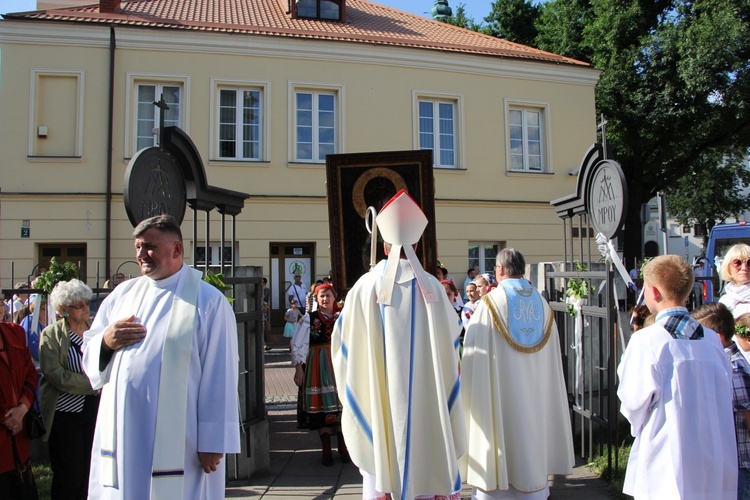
[
  {"xmin": 496, "ymin": 248, "xmax": 526, "ymax": 278},
  {"xmin": 132, "ymin": 214, "xmax": 182, "ymax": 242},
  {"xmin": 49, "ymin": 279, "xmax": 94, "ymax": 313}
]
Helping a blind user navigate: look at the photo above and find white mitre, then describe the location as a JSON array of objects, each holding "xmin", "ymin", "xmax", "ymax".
[{"xmin": 376, "ymin": 189, "xmax": 437, "ymax": 305}]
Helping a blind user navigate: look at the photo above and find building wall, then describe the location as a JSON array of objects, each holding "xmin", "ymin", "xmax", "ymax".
[{"xmin": 0, "ymin": 21, "xmax": 599, "ymax": 292}]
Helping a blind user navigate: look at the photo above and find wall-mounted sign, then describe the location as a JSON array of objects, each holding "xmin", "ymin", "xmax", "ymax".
[
  {"xmin": 21, "ymin": 227, "xmax": 30, "ymax": 238},
  {"xmin": 587, "ymin": 159, "xmax": 627, "ymax": 240}
]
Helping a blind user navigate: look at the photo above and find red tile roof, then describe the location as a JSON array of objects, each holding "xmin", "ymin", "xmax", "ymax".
[{"xmin": 2, "ymin": 0, "xmax": 588, "ymax": 66}]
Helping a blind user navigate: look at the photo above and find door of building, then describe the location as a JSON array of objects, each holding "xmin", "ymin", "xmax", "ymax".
[{"xmin": 269, "ymin": 242, "xmax": 314, "ymax": 327}]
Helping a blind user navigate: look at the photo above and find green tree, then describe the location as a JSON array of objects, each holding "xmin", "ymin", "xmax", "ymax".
[
  {"xmin": 484, "ymin": 0, "xmax": 540, "ymax": 45},
  {"xmin": 665, "ymin": 148, "xmax": 750, "ymax": 245},
  {"xmin": 441, "ymin": 3, "xmax": 490, "ymax": 33},
  {"xmin": 535, "ymin": 0, "xmax": 592, "ymax": 62},
  {"xmin": 535, "ymin": 0, "xmax": 750, "ymax": 259}
]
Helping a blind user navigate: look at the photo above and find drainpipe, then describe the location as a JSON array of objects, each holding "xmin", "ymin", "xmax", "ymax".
[{"xmin": 105, "ymin": 26, "xmax": 116, "ymax": 279}]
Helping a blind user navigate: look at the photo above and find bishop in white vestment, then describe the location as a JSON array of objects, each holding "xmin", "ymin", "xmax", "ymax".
[
  {"xmin": 82, "ymin": 215, "xmax": 240, "ymax": 499},
  {"xmin": 460, "ymin": 248, "xmax": 574, "ymax": 499},
  {"xmin": 332, "ymin": 190, "xmax": 467, "ymax": 500}
]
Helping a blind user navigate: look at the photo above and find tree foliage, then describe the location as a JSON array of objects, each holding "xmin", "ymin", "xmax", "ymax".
[
  {"xmin": 485, "ymin": 0, "xmax": 750, "ymax": 257},
  {"xmin": 441, "ymin": 3, "xmax": 491, "ymax": 33},
  {"xmin": 665, "ymin": 148, "xmax": 750, "ymax": 244},
  {"xmin": 484, "ymin": 0, "xmax": 540, "ymax": 45}
]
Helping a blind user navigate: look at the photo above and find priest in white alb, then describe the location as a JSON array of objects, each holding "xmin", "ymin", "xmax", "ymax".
[
  {"xmin": 332, "ymin": 189, "xmax": 467, "ymax": 500},
  {"xmin": 82, "ymin": 214, "xmax": 240, "ymax": 499},
  {"xmin": 460, "ymin": 248, "xmax": 574, "ymax": 500}
]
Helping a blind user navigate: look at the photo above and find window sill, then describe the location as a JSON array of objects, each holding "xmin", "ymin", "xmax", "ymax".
[
  {"xmin": 208, "ymin": 160, "xmax": 270, "ymax": 167},
  {"xmin": 434, "ymin": 166, "xmax": 467, "ymax": 172},
  {"xmin": 27, "ymin": 156, "xmax": 82, "ymax": 163},
  {"xmin": 287, "ymin": 161, "xmax": 326, "ymax": 168},
  {"xmin": 506, "ymin": 170, "xmax": 555, "ymax": 177}
]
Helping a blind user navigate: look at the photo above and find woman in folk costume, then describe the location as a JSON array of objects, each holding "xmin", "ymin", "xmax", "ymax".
[
  {"xmin": 720, "ymin": 243, "xmax": 750, "ymax": 318},
  {"xmin": 290, "ymin": 283, "xmax": 349, "ymax": 466},
  {"xmin": 332, "ymin": 190, "xmax": 466, "ymax": 500}
]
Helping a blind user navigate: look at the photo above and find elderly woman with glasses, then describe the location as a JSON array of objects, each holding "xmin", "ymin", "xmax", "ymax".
[
  {"xmin": 719, "ymin": 243, "xmax": 750, "ymax": 319},
  {"xmin": 39, "ymin": 279, "xmax": 100, "ymax": 500}
]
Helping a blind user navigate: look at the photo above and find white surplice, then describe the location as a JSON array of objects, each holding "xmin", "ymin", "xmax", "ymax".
[
  {"xmin": 82, "ymin": 264, "xmax": 240, "ymax": 500},
  {"xmin": 617, "ymin": 321, "xmax": 737, "ymax": 499},
  {"xmin": 332, "ymin": 259, "xmax": 467, "ymax": 500},
  {"xmin": 459, "ymin": 283, "xmax": 574, "ymax": 496}
]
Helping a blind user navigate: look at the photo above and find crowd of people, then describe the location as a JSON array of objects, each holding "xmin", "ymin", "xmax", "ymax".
[{"xmin": 7, "ymin": 209, "xmax": 750, "ymax": 499}]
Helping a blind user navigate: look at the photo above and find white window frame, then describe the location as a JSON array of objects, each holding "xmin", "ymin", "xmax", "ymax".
[
  {"xmin": 193, "ymin": 242, "xmax": 239, "ymax": 271},
  {"xmin": 125, "ymin": 73, "xmax": 190, "ymax": 158},
  {"xmin": 210, "ymin": 78, "xmax": 270, "ymax": 162},
  {"xmin": 469, "ymin": 242, "xmax": 503, "ymax": 274},
  {"xmin": 504, "ymin": 99, "xmax": 551, "ymax": 174},
  {"xmin": 288, "ymin": 82, "xmax": 345, "ymax": 164},
  {"xmin": 28, "ymin": 69, "xmax": 85, "ymax": 158},
  {"xmin": 412, "ymin": 90, "xmax": 464, "ymax": 169}
]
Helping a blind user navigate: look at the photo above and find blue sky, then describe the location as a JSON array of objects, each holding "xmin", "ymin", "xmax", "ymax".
[{"xmin": 3, "ymin": 1, "xmax": 495, "ymax": 22}]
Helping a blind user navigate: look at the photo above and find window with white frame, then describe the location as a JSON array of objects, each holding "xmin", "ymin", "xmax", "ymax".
[
  {"xmin": 507, "ymin": 102, "xmax": 548, "ymax": 173},
  {"xmin": 294, "ymin": 89, "xmax": 338, "ymax": 162},
  {"xmin": 217, "ymin": 86, "xmax": 263, "ymax": 161},
  {"xmin": 194, "ymin": 243, "xmax": 237, "ymax": 270},
  {"xmin": 132, "ymin": 81, "xmax": 183, "ymax": 154},
  {"xmin": 468, "ymin": 242, "xmax": 503, "ymax": 273},
  {"xmin": 414, "ymin": 92, "xmax": 463, "ymax": 169}
]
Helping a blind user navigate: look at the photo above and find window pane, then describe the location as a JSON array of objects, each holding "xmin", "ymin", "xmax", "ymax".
[
  {"xmin": 297, "ymin": 93, "xmax": 312, "ymax": 111},
  {"xmin": 297, "ymin": 0, "xmax": 316, "ymax": 17},
  {"xmin": 509, "ymin": 109, "xmax": 522, "ymax": 126},
  {"xmin": 138, "ymin": 85, "xmax": 155, "ymax": 103},
  {"xmin": 468, "ymin": 244, "xmax": 479, "ymax": 270},
  {"xmin": 510, "ymin": 125, "xmax": 523, "ymax": 141},
  {"xmin": 318, "ymin": 94, "xmax": 335, "ymax": 111},
  {"xmin": 319, "ymin": 127, "xmax": 335, "ymax": 145},
  {"xmin": 297, "ymin": 142, "xmax": 312, "ymax": 160},
  {"xmin": 320, "ymin": 0, "xmax": 340, "ymax": 19},
  {"xmin": 318, "ymin": 143, "xmax": 334, "ymax": 160},
  {"xmin": 297, "ymin": 126, "xmax": 312, "ymax": 143},
  {"xmin": 526, "ymin": 110, "xmax": 540, "ymax": 127},
  {"xmin": 319, "ymin": 109, "xmax": 335, "ymax": 128}
]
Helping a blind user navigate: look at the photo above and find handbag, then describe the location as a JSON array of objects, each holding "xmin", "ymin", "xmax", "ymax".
[
  {"xmin": 6, "ymin": 436, "xmax": 39, "ymax": 500},
  {"xmin": 26, "ymin": 403, "xmax": 46, "ymax": 440}
]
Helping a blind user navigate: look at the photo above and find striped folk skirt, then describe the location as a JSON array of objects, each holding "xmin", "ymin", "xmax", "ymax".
[{"xmin": 297, "ymin": 343, "xmax": 342, "ymax": 430}]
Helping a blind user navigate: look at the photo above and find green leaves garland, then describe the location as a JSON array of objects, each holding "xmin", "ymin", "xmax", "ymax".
[{"xmin": 35, "ymin": 257, "xmax": 79, "ymax": 294}]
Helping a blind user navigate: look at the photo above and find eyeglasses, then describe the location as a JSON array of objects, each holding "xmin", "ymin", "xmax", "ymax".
[
  {"xmin": 732, "ymin": 259, "xmax": 750, "ymax": 270},
  {"xmin": 67, "ymin": 301, "xmax": 91, "ymax": 310}
]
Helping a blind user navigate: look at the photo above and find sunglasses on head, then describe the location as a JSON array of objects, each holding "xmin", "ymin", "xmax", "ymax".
[{"xmin": 731, "ymin": 259, "xmax": 750, "ymax": 270}]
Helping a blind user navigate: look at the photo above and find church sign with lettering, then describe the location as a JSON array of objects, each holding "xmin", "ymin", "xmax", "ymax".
[{"xmin": 587, "ymin": 159, "xmax": 627, "ymax": 239}]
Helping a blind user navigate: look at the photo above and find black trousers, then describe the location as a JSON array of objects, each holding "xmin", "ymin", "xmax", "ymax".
[{"xmin": 48, "ymin": 395, "xmax": 99, "ymax": 500}]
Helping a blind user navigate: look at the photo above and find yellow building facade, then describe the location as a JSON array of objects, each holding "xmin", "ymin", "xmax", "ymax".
[{"xmin": 0, "ymin": 0, "xmax": 600, "ymax": 315}]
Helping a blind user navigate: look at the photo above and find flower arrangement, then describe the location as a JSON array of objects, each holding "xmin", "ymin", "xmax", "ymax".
[{"xmin": 565, "ymin": 260, "xmax": 589, "ymax": 317}]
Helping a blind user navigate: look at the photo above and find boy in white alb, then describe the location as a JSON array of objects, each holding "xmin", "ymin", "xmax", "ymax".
[{"xmin": 618, "ymin": 255, "xmax": 737, "ymax": 499}]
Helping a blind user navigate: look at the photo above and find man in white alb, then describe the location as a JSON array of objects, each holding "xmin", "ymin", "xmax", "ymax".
[
  {"xmin": 460, "ymin": 248, "xmax": 574, "ymax": 499},
  {"xmin": 82, "ymin": 214, "xmax": 240, "ymax": 499},
  {"xmin": 332, "ymin": 189, "xmax": 466, "ymax": 500}
]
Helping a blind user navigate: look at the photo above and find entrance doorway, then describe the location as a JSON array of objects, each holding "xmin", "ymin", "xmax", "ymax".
[{"xmin": 269, "ymin": 242, "xmax": 315, "ymax": 327}]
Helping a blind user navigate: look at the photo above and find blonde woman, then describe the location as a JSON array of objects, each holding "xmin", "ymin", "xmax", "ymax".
[{"xmin": 720, "ymin": 244, "xmax": 750, "ymax": 318}]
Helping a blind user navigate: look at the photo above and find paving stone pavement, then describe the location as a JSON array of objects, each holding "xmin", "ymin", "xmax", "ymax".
[{"xmin": 225, "ymin": 340, "xmax": 615, "ymax": 499}]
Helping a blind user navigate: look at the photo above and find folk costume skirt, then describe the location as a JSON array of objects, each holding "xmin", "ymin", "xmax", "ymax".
[{"xmin": 297, "ymin": 344, "xmax": 342, "ymax": 430}]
